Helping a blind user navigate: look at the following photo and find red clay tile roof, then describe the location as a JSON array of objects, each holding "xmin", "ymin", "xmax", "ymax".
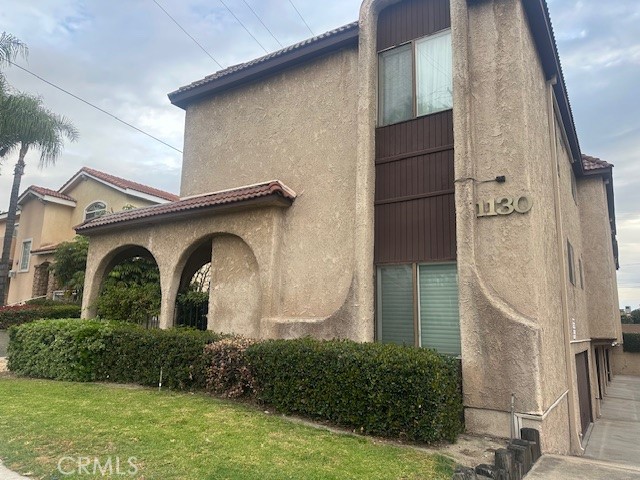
[
  {"xmin": 76, "ymin": 180, "xmax": 296, "ymax": 233},
  {"xmin": 74, "ymin": 167, "xmax": 179, "ymax": 201},
  {"xmin": 31, "ymin": 243, "xmax": 60, "ymax": 254},
  {"xmin": 582, "ymin": 154, "xmax": 613, "ymax": 171},
  {"xmin": 26, "ymin": 186, "xmax": 76, "ymax": 202}
]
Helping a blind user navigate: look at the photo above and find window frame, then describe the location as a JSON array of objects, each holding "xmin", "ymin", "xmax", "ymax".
[
  {"xmin": 19, "ymin": 238, "xmax": 32, "ymax": 272},
  {"xmin": 378, "ymin": 28, "xmax": 453, "ymax": 127},
  {"xmin": 376, "ymin": 261, "xmax": 460, "ymax": 356},
  {"xmin": 84, "ymin": 201, "xmax": 108, "ymax": 221}
]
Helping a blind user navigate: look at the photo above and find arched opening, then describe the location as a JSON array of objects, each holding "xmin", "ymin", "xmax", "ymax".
[
  {"xmin": 96, "ymin": 245, "xmax": 161, "ymax": 329},
  {"xmin": 175, "ymin": 240, "xmax": 211, "ymax": 330}
]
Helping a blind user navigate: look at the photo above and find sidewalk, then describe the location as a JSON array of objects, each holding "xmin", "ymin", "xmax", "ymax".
[
  {"xmin": 0, "ymin": 461, "xmax": 30, "ymax": 480},
  {"xmin": 526, "ymin": 454, "xmax": 640, "ymax": 479}
]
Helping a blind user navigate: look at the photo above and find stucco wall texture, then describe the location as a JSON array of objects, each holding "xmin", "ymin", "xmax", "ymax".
[
  {"xmin": 77, "ymin": 0, "xmax": 621, "ymax": 457},
  {"xmin": 181, "ymin": 49, "xmax": 364, "ymax": 337}
]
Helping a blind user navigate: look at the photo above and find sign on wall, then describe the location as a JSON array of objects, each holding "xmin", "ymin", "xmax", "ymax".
[{"xmin": 476, "ymin": 196, "xmax": 533, "ymax": 218}]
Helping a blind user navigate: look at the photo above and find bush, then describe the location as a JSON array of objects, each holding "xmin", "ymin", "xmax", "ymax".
[
  {"xmin": 8, "ymin": 319, "xmax": 224, "ymax": 388},
  {"xmin": 203, "ymin": 337, "xmax": 257, "ymax": 398},
  {"xmin": 8, "ymin": 319, "xmax": 115, "ymax": 381},
  {"xmin": 0, "ymin": 304, "xmax": 80, "ymax": 329},
  {"xmin": 623, "ymin": 333, "xmax": 640, "ymax": 353},
  {"xmin": 245, "ymin": 339, "xmax": 463, "ymax": 443}
]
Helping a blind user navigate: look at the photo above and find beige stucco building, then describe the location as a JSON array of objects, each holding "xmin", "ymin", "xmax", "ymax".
[
  {"xmin": 1, "ymin": 167, "xmax": 177, "ymax": 304},
  {"xmin": 77, "ymin": 0, "xmax": 621, "ymax": 455}
]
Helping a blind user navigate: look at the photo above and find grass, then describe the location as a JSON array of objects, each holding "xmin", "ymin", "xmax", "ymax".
[{"xmin": 0, "ymin": 377, "xmax": 455, "ymax": 479}]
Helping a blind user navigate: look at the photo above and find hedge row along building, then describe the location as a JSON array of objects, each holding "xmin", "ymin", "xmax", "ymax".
[{"xmin": 77, "ymin": 0, "xmax": 621, "ymax": 455}]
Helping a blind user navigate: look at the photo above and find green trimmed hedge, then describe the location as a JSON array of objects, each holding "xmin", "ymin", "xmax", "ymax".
[
  {"xmin": 0, "ymin": 304, "xmax": 80, "ymax": 329},
  {"xmin": 8, "ymin": 321, "xmax": 464, "ymax": 444},
  {"xmin": 8, "ymin": 319, "xmax": 223, "ymax": 388},
  {"xmin": 623, "ymin": 333, "xmax": 640, "ymax": 353},
  {"xmin": 245, "ymin": 338, "xmax": 463, "ymax": 443}
]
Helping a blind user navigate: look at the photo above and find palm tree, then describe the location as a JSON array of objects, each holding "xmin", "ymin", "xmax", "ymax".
[
  {"xmin": 0, "ymin": 32, "xmax": 27, "ymax": 68},
  {"xmin": 0, "ymin": 32, "xmax": 28, "ymax": 160},
  {"xmin": 0, "ymin": 93, "xmax": 78, "ymax": 305}
]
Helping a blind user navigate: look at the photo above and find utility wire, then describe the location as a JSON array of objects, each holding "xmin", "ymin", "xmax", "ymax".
[
  {"xmin": 287, "ymin": 0, "xmax": 314, "ymax": 37},
  {"xmin": 240, "ymin": 0, "xmax": 283, "ymax": 48},
  {"xmin": 219, "ymin": 0, "xmax": 269, "ymax": 54},
  {"xmin": 9, "ymin": 62, "xmax": 183, "ymax": 154},
  {"xmin": 152, "ymin": 0, "xmax": 224, "ymax": 69}
]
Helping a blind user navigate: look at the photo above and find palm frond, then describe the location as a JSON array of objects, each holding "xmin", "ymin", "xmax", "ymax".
[{"xmin": 0, "ymin": 32, "xmax": 28, "ymax": 67}]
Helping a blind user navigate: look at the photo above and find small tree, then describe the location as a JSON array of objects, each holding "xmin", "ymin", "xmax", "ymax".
[
  {"xmin": 51, "ymin": 236, "xmax": 89, "ymax": 300},
  {"xmin": 96, "ymin": 257, "xmax": 161, "ymax": 326}
]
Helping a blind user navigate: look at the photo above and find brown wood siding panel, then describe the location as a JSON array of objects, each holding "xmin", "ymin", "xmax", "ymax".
[
  {"xmin": 377, "ymin": 0, "xmax": 451, "ymax": 51},
  {"xmin": 375, "ymin": 111, "xmax": 455, "ymax": 264}
]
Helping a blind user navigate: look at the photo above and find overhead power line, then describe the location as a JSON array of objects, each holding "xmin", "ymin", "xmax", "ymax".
[
  {"xmin": 152, "ymin": 0, "xmax": 224, "ymax": 69},
  {"xmin": 219, "ymin": 0, "xmax": 269, "ymax": 54},
  {"xmin": 240, "ymin": 0, "xmax": 284, "ymax": 48},
  {"xmin": 9, "ymin": 62, "xmax": 183, "ymax": 154},
  {"xmin": 287, "ymin": 0, "xmax": 314, "ymax": 37}
]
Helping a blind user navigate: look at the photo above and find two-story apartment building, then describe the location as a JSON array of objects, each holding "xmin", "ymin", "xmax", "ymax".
[
  {"xmin": 1, "ymin": 167, "xmax": 177, "ymax": 304},
  {"xmin": 76, "ymin": 0, "xmax": 621, "ymax": 455}
]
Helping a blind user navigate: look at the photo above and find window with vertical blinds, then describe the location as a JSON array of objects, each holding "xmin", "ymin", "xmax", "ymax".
[
  {"xmin": 377, "ymin": 265, "xmax": 414, "ymax": 346},
  {"xmin": 418, "ymin": 263, "xmax": 460, "ymax": 355},
  {"xmin": 377, "ymin": 262, "xmax": 460, "ymax": 355}
]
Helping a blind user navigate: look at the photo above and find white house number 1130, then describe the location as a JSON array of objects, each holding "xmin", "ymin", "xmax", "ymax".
[{"xmin": 476, "ymin": 196, "xmax": 533, "ymax": 218}]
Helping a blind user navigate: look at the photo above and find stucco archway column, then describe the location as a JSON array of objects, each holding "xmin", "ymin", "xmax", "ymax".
[
  {"xmin": 158, "ymin": 255, "xmax": 182, "ymax": 329},
  {"xmin": 81, "ymin": 244, "xmax": 108, "ymax": 319}
]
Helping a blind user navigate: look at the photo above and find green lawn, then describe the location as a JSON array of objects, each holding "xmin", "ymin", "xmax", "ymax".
[{"xmin": 0, "ymin": 377, "xmax": 454, "ymax": 479}]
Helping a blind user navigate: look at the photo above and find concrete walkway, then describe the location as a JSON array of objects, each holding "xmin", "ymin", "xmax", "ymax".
[
  {"xmin": 526, "ymin": 375, "xmax": 640, "ymax": 479},
  {"xmin": 526, "ymin": 455, "xmax": 640, "ymax": 479},
  {"xmin": 584, "ymin": 375, "xmax": 640, "ymax": 468}
]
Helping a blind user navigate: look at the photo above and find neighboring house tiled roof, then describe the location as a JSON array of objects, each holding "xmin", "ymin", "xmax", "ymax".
[
  {"xmin": 582, "ymin": 154, "xmax": 613, "ymax": 171},
  {"xmin": 70, "ymin": 167, "xmax": 179, "ymax": 202},
  {"xmin": 31, "ymin": 243, "xmax": 60, "ymax": 255},
  {"xmin": 168, "ymin": 21, "xmax": 359, "ymax": 108},
  {"xmin": 27, "ymin": 186, "xmax": 75, "ymax": 202},
  {"xmin": 76, "ymin": 180, "xmax": 296, "ymax": 233}
]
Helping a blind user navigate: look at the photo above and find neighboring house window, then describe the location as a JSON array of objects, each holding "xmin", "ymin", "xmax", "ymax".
[
  {"xmin": 567, "ymin": 240, "xmax": 575, "ymax": 286},
  {"xmin": 19, "ymin": 239, "xmax": 32, "ymax": 272},
  {"xmin": 376, "ymin": 262, "xmax": 460, "ymax": 355},
  {"xmin": 379, "ymin": 29, "xmax": 452, "ymax": 126},
  {"xmin": 84, "ymin": 201, "xmax": 107, "ymax": 221}
]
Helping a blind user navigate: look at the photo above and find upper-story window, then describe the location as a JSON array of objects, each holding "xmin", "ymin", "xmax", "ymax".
[
  {"xmin": 84, "ymin": 201, "xmax": 107, "ymax": 221},
  {"xmin": 19, "ymin": 239, "xmax": 32, "ymax": 272},
  {"xmin": 378, "ymin": 29, "xmax": 452, "ymax": 126}
]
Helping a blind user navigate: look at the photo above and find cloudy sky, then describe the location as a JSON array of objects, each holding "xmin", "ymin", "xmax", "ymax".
[{"xmin": 1, "ymin": 0, "xmax": 638, "ymax": 306}]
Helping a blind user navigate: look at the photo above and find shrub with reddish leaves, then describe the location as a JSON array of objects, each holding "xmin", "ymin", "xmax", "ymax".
[
  {"xmin": 0, "ymin": 304, "xmax": 80, "ymax": 329},
  {"xmin": 203, "ymin": 337, "xmax": 258, "ymax": 398}
]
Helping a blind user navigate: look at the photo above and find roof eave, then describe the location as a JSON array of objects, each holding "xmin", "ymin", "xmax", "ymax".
[
  {"xmin": 521, "ymin": 0, "xmax": 583, "ymax": 175},
  {"xmin": 76, "ymin": 194, "xmax": 293, "ymax": 236},
  {"xmin": 168, "ymin": 27, "xmax": 359, "ymax": 109}
]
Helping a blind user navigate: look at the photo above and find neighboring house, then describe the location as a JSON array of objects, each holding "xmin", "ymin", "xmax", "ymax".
[
  {"xmin": 3, "ymin": 167, "xmax": 178, "ymax": 305},
  {"xmin": 76, "ymin": 0, "xmax": 621, "ymax": 455}
]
